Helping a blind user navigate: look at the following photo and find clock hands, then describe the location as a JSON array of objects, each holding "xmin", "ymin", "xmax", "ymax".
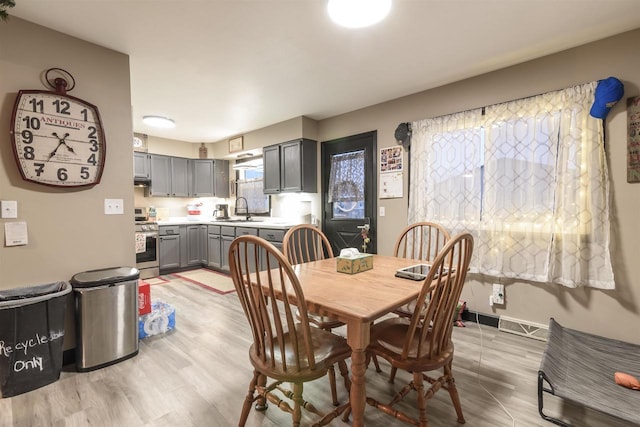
[{"xmin": 48, "ymin": 132, "xmax": 74, "ymax": 159}]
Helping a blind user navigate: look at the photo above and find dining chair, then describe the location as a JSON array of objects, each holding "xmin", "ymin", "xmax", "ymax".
[
  {"xmin": 365, "ymin": 232, "xmax": 474, "ymax": 427},
  {"xmin": 230, "ymin": 235, "xmax": 352, "ymax": 427},
  {"xmin": 385, "ymin": 221, "xmax": 451, "ymax": 382},
  {"xmin": 282, "ymin": 224, "xmax": 357, "ymax": 404}
]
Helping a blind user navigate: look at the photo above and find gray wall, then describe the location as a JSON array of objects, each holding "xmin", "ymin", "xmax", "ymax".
[
  {"xmin": 0, "ymin": 18, "xmax": 134, "ymax": 349},
  {"xmin": 317, "ymin": 28, "xmax": 640, "ymax": 343}
]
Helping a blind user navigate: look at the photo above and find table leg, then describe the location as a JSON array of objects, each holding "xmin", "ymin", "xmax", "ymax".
[{"xmin": 347, "ymin": 321, "xmax": 370, "ymax": 427}]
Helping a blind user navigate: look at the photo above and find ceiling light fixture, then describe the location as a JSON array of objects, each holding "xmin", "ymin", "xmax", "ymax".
[
  {"xmin": 328, "ymin": 0, "xmax": 391, "ymax": 28},
  {"xmin": 142, "ymin": 115, "xmax": 176, "ymax": 128}
]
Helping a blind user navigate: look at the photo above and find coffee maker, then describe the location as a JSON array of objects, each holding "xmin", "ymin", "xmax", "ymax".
[{"xmin": 213, "ymin": 204, "xmax": 230, "ymax": 219}]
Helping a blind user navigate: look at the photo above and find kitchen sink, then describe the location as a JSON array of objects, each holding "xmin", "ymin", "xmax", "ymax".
[{"xmin": 217, "ymin": 218, "xmax": 264, "ymax": 223}]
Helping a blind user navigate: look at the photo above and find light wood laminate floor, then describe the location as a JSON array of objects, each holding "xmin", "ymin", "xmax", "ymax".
[{"xmin": 1, "ymin": 276, "xmax": 636, "ymax": 427}]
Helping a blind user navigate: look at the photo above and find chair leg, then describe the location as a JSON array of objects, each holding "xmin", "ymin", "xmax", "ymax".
[
  {"xmin": 256, "ymin": 373, "xmax": 268, "ymax": 411},
  {"xmin": 239, "ymin": 370, "xmax": 260, "ymax": 426},
  {"xmin": 372, "ymin": 354, "xmax": 382, "ymax": 372},
  {"xmin": 444, "ymin": 363, "xmax": 465, "ymax": 424},
  {"xmin": 327, "ymin": 365, "xmax": 339, "ymax": 405},
  {"xmin": 292, "ymin": 382, "xmax": 303, "ymax": 427},
  {"xmin": 413, "ymin": 371, "xmax": 429, "ymax": 426},
  {"xmin": 389, "ymin": 366, "xmax": 398, "ymax": 383}
]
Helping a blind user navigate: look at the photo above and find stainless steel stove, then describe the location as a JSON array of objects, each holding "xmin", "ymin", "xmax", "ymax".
[{"xmin": 135, "ymin": 221, "xmax": 159, "ymax": 279}]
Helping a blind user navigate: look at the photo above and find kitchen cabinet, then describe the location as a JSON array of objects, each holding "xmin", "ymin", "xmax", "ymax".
[
  {"xmin": 133, "ymin": 152, "xmax": 150, "ymax": 180},
  {"xmin": 149, "ymin": 154, "xmax": 189, "ymax": 197},
  {"xmin": 186, "ymin": 225, "xmax": 203, "ymax": 266},
  {"xmin": 171, "ymin": 157, "xmax": 190, "ymax": 197},
  {"xmin": 207, "ymin": 225, "xmax": 222, "ymax": 269},
  {"xmin": 146, "ymin": 155, "xmax": 229, "ymax": 198},
  {"xmin": 220, "ymin": 226, "xmax": 236, "ymax": 272},
  {"xmin": 263, "ymin": 138, "xmax": 317, "ymax": 194},
  {"xmin": 259, "ymin": 228, "xmax": 287, "ymax": 271},
  {"xmin": 159, "ymin": 225, "xmax": 181, "ymax": 271},
  {"xmin": 191, "ymin": 159, "xmax": 230, "ymax": 198},
  {"xmin": 199, "ymin": 225, "xmax": 208, "ymax": 265}
]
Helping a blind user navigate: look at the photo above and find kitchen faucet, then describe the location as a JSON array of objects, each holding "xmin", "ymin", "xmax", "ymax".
[{"xmin": 235, "ymin": 197, "xmax": 250, "ymax": 220}]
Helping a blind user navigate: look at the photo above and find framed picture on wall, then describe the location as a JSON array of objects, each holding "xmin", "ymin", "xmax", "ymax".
[{"xmin": 229, "ymin": 136, "xmax": 243, "ymax": 153}]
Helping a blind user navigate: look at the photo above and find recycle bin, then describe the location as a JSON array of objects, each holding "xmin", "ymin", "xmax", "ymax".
[
  {"xmin": 0, "ymin": 281, "xmax": 71, "ymax": 398},
  {"xmin": 70, "ymin": 267, "xmax": 139, "ymax": 372}
]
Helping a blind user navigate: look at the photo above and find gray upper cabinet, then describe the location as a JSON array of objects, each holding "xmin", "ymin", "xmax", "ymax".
[
  {"xmin": 263, "ymin": 138, "xmax": 317, "ymax": 194},
  {"xmin": 149, "ymin": 154, "xmax": 172, "ymax": 196},
  {"xmin": 150, "ymin": 154, "xmax": 189, "ymax": 197},
  {"xmin": 263, "ymin": 145, "xmax": 281, "ymax": 194},
  {"xmin": 148, "ymin": 155, "xmax": 229, "ymax": 198},
  {"xmin": 171, "ymin": 157, "xmax": 190, "ymax": 197},
  {"xmin": 192, "ymin": 159, "xmax": 230, "ymax": 198},
  {"xmin": 191, "ymin": 159, "xmax": 214, "ymax": 197},
  {"xmin": 133, "ymin": 152, "xmax": 150, "ymax": 180},
  {"xmin": 214, "ymin": 159, "xmax": 230, "ymax": 198}
]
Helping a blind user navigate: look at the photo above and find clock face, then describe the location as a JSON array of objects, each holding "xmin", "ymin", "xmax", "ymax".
[{"xmin": 10, "ymin": 90, "xmax": 106, "ymax": 188}]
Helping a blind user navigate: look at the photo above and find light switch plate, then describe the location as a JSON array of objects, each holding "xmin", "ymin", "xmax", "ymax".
[
  {"xmin": 379, "ymin": 207, "xmax": 385, "ymax": 217},
  {"xmin": 1, "ymin": 200, "xmax": 18, "ymax": 218},
  {"xmin": 104, "ymin": 199, "xmax": 124, "ymax": 215}
]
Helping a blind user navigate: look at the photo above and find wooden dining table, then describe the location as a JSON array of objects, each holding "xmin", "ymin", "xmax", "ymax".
[{"xmin": 280, "ymin": 254, "xmax": 425, "ymax": 427}]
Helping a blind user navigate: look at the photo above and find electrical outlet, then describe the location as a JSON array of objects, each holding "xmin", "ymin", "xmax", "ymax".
[
  {"xmin": 492, "ymin": 283, "xmax": 504, "ymax": 305},
  {"xmin": 104, "ymin": 199, "xmax": 124, "ymax": 215}
]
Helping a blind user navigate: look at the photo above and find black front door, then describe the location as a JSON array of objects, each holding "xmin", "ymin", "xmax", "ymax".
[{"xmin": 321, "ymin": 131, "xmax": 377, "ymax": 255}]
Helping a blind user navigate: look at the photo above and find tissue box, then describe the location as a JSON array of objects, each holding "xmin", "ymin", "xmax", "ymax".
[{"xmin": 337, "ymin": 253, "xmax": 373, "ymax": 274}]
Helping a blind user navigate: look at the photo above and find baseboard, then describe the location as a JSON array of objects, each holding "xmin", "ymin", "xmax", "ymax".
[{"xmin": 461, "ymin": 310, "xmax": 500, "ymax": 328}]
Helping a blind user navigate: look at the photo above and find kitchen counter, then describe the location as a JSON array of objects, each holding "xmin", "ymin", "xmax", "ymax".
[{"xmin": 156, "ymin": 217, "xmax": 304, "ymax": 230}]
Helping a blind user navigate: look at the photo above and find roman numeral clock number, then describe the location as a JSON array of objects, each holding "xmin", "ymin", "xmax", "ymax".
[{"xmin": 9, "ymin": 68, "xmax": 106, "ymax": 188}]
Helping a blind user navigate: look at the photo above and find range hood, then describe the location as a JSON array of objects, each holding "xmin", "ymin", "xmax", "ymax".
[{"xmin": 134, "ymin": 178, "xmax": 150, "ymax": 187}]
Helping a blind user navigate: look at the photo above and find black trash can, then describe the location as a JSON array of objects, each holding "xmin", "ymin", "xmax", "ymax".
[
  {"xmin": 70, "ymin": 267, "xmax": 139, "ymax": 372},
  {"xmin": 0, "ymin": 281, "xmax": 71, "ymax": 398}
]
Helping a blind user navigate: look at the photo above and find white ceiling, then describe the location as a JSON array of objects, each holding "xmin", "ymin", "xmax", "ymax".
[{"xmin": 10, "ymin": 1, "xmax": 640, "ymax": 143}]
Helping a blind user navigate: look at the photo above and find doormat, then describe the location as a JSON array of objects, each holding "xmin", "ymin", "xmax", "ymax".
[
  {"xmin": 172, "ymin": 269, "xmax": 236, "ymax": 294},
  {"xmin": 144, "ymin": 277, "xmax": 170, "ymax": 286}
]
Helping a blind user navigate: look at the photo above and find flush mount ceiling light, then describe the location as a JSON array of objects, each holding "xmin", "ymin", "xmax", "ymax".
[
  {"xmin": 328, "ymin": 0, "xmax": 391, "ymax": 28},
  {"xmin": 142, "ymin": 115, "xmax": 175, "ymax": 128}
]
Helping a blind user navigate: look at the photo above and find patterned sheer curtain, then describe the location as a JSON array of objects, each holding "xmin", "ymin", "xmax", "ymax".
[
  {"xmin": 328, "ymin": 150, "xmax": 365, "ymax": 203},
  {"xmin": 410, "ymin": 82, "xmax": 614, "ymax": 289}
]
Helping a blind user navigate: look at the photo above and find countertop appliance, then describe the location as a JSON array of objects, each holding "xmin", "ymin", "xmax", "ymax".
[
  {"xmin": 135, "ymin": 221, "xmax": 158, "ymax": 279},
  {"xmin": 134, "ymin": 207, "xmax": 148, "ymax": 222},
  {"xmin": 213, "ymin": 204, "xmax": 230, "ymax": 219}
]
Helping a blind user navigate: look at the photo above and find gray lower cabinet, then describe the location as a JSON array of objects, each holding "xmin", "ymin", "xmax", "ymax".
[
  {"xmin": 159, "ymin": 226, "xmax": 181, "ymax": 271},
  {"xmin": 186, "ymin": 225, "xmax": 203, "ymax": 266},
  {"xmin": 259, "ymin": 228, "xmax": 287, "ymax": 271},
  {"xmin": 207, "ymin": 225, "xmax": 222, "ymax": 269},
  {"xmin": 199, "ymin": 225, "xmax": 208, "ymax": 264},
  {"xmin": 221, "ymin": 226, "xmax": 236, "ymax": 272}
]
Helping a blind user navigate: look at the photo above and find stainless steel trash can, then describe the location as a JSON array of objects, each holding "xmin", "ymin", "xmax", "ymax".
[{"xmin": 70, "ymin": 267, "xmax": 139, "ymax": 372}]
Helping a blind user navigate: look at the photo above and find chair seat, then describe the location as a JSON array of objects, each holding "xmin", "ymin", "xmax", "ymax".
[
  {"xmin": 369, "ymin": 317, "xmax": 453, "ymax": 371},
  {"xmin": 250, "ymin": 324, "xmax": 351, "ymax": 383},
  {"xmin": 301, "ymin": 310, "xmax": 345, "ymax": 330}
]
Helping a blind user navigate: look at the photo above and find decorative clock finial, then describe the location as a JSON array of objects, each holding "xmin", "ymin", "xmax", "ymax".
[{"xmin": 45, "ymin": 68, "xmax": 76, "ymax": 94}]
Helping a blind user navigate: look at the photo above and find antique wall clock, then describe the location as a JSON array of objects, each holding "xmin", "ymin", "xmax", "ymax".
[{"xmin": 10, "ymin": 68, "xmax": 106, "ymax": 188}]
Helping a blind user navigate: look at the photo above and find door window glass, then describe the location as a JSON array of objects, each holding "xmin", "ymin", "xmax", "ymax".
[{"xmin": 328, "ymin": 150, "xmax": 365, "ymax": 219}]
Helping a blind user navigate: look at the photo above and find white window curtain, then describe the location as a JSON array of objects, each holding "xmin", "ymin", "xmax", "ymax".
[
  {"xmin": 328, "ymin": 150, "xmax": 365, "ymax": 203},
  {"xmin": 409, "ymin": 82, "xmax": 614, "ymax": 289}
]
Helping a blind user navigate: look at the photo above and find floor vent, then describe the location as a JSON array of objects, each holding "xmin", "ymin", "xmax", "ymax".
[{"xmin": 498, "ymin": 316, "xmax": 548, "ymax": 341}]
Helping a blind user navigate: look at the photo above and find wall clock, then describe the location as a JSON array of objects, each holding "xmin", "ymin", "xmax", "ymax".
[{"xmin": 10, "ymin": 69, "xmax": 106, "ymax": 188}]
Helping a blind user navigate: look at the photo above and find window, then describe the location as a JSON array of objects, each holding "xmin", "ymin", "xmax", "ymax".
[
  {"xmin": 409, "ymin": 82, "xmax": 614, "ymax": 289},
  {"xmin": 235, "ymin": 158, "xmax": 269, "ymax": 215},
  {"xmin": 328, "ymin": 150, "xmax": 366, "ymax": 219}
]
